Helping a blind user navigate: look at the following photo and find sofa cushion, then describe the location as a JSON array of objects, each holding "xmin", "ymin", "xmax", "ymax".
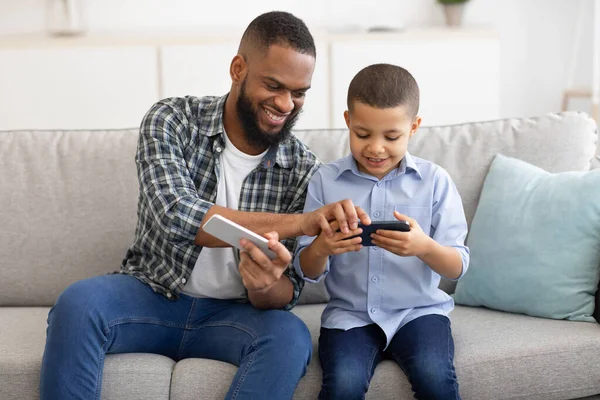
[
  {"xmin": 0, "ymin": 129, "xmax": 139, "ymax": 306},
  {"xmin": 3, "ymin": 305, "xmax": 600, "ymax": 399},
  {"xmin": 452, "ymin": 305, "xmax": 600, "ymax": 399},
  {"xmin": 0, "ymin": 307, "xmax": 174, "ymax": 400},
  {"xmin": 453, "ymin": 154, "xmax": 600, "ymax": 321}
]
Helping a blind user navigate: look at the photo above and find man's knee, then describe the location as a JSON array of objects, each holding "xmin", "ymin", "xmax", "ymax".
[
  {"xmin": 259, "ymin": 311, "xmax": 312, "ymax": 362},
  {"xmin": 49, "ymin": 275, "xmax": 119, "ymax": 328}
]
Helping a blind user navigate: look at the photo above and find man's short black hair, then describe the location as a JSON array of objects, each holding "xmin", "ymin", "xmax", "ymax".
[
  {"xmin": 347, "ymin": 63, "xmax": 419, "ymax": 117},
  {"xmin": 239, "ymin": 11, "xmax": 316, "ymax": 58}
]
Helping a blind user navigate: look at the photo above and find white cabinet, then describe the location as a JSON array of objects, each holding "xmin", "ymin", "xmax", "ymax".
[
  {"xmin": 160, "ymin": 41, "xmax": 330, "ymax": 130},
  {"xmin": 0, "ymin": 29, "xmax": 499, "ymax": 131},
  {"xmin": 329, "ymin": 31, "xmax": 500, "ymax": 128},
  {"xmin": 0, "ymin": 46, "xmax": 158, "ymax": 130}
]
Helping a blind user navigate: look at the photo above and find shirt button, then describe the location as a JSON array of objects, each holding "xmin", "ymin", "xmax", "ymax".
[
  {"xmin": 215, "ymin": 146, "xmax": 222, "ymax": 153},
  {"xmin": 166, "ymin": 292, "xmax": 172, "ymax": 298},
  {"xmin": 373, "ymin": 211, "xmax": 380, "ymax": 218},
  {"xmin": 371, "ymin": 276, "xmax": 378, "ymax": 283},
  {"xmin": 373, "ymin": 246, "xmax": 379, "ymax": 250},
  {"xmin": 370, "ymin": 308, "xmax": 377, "ymax": 314},
  {"xmin": 181, "ymin": 278, "xmax": 187, "ymax": 284},
  {"xmin": 377, "ymin": 182, "xmax": 382, "ymax": 187}
]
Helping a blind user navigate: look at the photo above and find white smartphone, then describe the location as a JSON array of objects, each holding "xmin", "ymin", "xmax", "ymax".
[{"xmin": 202, "ymin": 214, "xmax": 278, "ymax": 259}]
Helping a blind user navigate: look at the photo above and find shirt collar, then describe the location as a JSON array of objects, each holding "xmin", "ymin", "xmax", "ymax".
[
  {"xmin": 335, "ymin": 151, "xmax": 422, "ymax": 180},
  {"xmin": 262, "ymin": 141, "xmax": 294, "ymax": 169},
  {"xmin": 401, "ymin": 151, "xmax": 422, "ymax": 179},
  {"xmin": 202, "ymin": 95, "xmax": 227, "ymax": 138}
]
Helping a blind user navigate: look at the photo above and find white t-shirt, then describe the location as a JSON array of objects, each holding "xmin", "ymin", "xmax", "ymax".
[{"xmin": 181, "ymin": 132, "xmax": 266, "ymax": 299}]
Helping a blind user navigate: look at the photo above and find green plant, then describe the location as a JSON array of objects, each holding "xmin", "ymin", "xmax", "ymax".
[{"xmin": 437, "ymin": 0, "xmax": 469, "ymax": 4}]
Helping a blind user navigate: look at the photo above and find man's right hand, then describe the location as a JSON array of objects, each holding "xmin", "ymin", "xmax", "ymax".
[{"xmin": 300, "ymin": 199, "xmax": 371, "ymax": 237}]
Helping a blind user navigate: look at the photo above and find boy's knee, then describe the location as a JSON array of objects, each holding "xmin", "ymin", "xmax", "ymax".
[
  {"xmin": 321, "ymin": 369, "xmax": 369, "ymax": 400},
  {"xmin": 409, "ymin": 363, "xmax": 458, "ymax": 399}
]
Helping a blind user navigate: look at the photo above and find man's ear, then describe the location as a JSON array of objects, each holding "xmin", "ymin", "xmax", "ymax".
[
  {"xmin": 230, "ymin": 54, "xmax": 247, "ymax": 84},
  {"xmin": 410, "ymin": 116, "xmax": 422, "ymax": 137}
]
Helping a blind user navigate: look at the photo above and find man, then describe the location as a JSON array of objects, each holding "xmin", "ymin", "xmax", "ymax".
[{"xmin": 40, "ymin": 11, "xmax": 368, "ymax": 400}]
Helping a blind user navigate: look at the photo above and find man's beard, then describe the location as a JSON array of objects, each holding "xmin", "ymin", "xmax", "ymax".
[{"xmin": 236, "ymin": 81, "xmax": 300, "ymax": 149}]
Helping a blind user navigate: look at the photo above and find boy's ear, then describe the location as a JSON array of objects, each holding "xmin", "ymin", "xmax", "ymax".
[
  {"xmin": 344, "ymin": 110, "xmax": 350, "ymax": 129},
  {"xmin": 409, "ymin": 116, "xmax": 422, "ymax": 137}
]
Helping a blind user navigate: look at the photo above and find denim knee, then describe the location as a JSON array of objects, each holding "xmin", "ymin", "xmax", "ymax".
[
  {"xmin": 257, "ymin": 311, "xmax": 312, "ymax": 365},
  {"xmin": 320, "ymin": 368, "xmax": 369, "ymax": 400},
  {"xmin": 48, "ymin": 276, "xmax": 114, "ymax": 331},
  {"xmin": 409, "ymin": 359, "xmax": 458, "ymax": 399}
]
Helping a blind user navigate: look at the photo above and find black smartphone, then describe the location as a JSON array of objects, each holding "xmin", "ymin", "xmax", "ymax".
[{"xmin": 346, "ymin": 220, "xmax": 410, "ymax": 246}]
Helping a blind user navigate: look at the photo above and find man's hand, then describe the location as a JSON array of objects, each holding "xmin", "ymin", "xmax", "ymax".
[
  {"xmin": 370, "ymin": 211, "xmax": 433, "ymax": 257},
  {"xmin": 300, "ymin": 199, "xmax": 371, "ymax": 237},
  {"xmin": 238, "ymin": 231, "xmax": 291, "ymax": 292}
]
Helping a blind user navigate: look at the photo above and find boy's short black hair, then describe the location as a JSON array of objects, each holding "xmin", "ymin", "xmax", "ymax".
[
  {"xmin": 239, "ymin": 11, "xmax": 316, "ymax": 58},
  {"xmin": 347, "ymin": 63, "xmax": 419, "ymax": 117}
]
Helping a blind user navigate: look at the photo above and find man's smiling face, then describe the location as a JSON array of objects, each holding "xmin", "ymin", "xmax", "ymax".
[{"xmin": 236, "ymin": 44, "xmax": 315, "ymax": 148}]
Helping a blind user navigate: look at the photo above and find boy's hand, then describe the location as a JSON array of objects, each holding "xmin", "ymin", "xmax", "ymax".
[
  {"xmin": 371, "ymin": 211, "xmax": 433, "ymax": 257},
  {"xmin": 309, "ymin": 220, "xmax": 363, "ymax": 257}
]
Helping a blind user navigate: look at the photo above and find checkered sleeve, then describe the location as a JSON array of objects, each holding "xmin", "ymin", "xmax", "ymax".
[
  {"xmin": 280, "ymin": 156, "xmax": 322, "ymax": 310},
  {"xmin": 136, "ymin": 101, "xmax": 214, "ymax": 244}
]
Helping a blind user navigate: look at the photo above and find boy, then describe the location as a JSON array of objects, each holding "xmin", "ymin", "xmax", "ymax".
[{"xmin": 293, "ymin": 64, "xmax": 469, "ymax": 400}]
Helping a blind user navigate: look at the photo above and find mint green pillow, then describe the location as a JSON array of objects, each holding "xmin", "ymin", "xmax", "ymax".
[{"xmin": 453, "ymin": 154, "xmax": 600, "ymax": 322}]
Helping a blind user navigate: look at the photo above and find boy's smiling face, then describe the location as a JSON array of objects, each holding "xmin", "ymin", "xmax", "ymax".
[{"xmin": 345, "ymin": 102, "xmax": 421, "ymax": 180}]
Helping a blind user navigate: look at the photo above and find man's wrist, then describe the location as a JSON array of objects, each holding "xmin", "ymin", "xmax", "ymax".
[
  {"xmin": 248, "ymin": 274, "xmax": 283, "ymax": 295},
  {"xmin": 296, "ymin": 212, "xmax": 309, "ymax": 236},
  {"xmin": 247, "ymin": 275, "xmax": 294, "ymax": 309}
]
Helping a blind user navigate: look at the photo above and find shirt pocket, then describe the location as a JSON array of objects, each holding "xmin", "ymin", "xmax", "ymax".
[{"xmin": 394, "ymin": 205, "xmax": 431, "ymax": 237}]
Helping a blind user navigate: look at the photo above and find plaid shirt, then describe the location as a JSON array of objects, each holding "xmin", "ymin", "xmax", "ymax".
[{"xmin": 120, "ymin": 95, "xmax": 321, "ymax": 309}]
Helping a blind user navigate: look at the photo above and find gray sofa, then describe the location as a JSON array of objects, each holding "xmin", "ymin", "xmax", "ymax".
[{"xmin": 1, "ymin": 112, "xmax": 600, "ymax": 400}]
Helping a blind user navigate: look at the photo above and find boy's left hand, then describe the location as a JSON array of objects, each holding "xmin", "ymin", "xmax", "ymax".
[{"xmin": 371, "ymin": 211, "xmax": 433, "ymax": 257}]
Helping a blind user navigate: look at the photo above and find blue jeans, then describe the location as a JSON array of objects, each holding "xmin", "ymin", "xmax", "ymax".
[
  {"xmin": 40, "ymin": 274, "xmax": 312, "ymax": 400},
  {"xmin": 318, "ymin": 315, "xmax": 460, "ymax": 400}
]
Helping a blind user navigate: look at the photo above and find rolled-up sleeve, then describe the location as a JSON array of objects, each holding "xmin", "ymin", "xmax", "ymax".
[
  {"xmin": 279, "ymin": 158, "xmax": 322, "ymax": 310},
  {"xmin": 292, "ymin": 170, "xmax": 330, "ymax": 284},
  {"xmin": 431, "ymin": 168, "xmax": 470, "ymax": 280},
  {"xmin": 136, "ymin": 102, "xmax": 214, "ymax": 244}
]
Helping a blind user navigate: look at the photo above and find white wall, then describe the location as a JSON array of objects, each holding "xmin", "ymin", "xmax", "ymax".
[{"xmin": 0, "ymin": 0, "xmax": 595, "ymax": 121}]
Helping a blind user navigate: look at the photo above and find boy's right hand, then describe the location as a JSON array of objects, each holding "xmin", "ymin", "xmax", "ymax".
[{"xmin": 309, "ymin": 220, "xmax": 364, "ymax": 257}]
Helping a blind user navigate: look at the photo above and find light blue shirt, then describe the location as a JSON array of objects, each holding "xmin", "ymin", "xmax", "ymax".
[{"xmin": 293, "ymin": 152, "xmax": 469, "ymax": 348}]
